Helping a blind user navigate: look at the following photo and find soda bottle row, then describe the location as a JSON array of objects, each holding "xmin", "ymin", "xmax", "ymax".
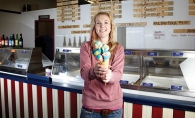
[{"xmin": 0, "ymin": 33, "xmax": 23, "ymax": 48}]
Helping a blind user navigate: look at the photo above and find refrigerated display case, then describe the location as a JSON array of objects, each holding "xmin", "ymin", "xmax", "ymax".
[
  {"xmin": 121, "ymin": 49, "xmax": 195, "ymax": 99},
  {"xmin": 52, "ymin": 47, "xmax": 195, "ymax": 98},
  {"xmin": 0, "ymin": 47, "xmax": 53, "ymax": 77},
  {"xmin": 51, "ymin": 47, "xmax": 83, "ymax": 86}
]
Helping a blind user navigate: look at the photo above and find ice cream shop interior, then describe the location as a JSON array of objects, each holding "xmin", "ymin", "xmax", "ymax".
[{"xmin": 0, "ymin": 0, "xmax": 195, "ymax": 118}]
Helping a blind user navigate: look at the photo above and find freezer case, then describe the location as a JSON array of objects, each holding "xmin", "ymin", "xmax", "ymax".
[
  {"xmin": 0, "ymin": 47, "xmax": 52, "ymax": 77},
  {"xmin": 121, "ymin": 49, "xmax": 195, "ymax": 97},
  {"xmin": 51, "ymin": 47, "xmax": 83, "ymax": 86},
  {"xmin": 51, "ymin": 47, "xmax": 195, "ymax": 97}
]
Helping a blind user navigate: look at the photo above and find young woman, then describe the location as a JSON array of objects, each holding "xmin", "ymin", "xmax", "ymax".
[{"xmin": 80, "ymin": 12, "xmax": 124, "ymax": 118}]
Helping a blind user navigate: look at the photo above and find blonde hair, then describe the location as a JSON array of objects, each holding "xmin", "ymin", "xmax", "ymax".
[{"xmin": 90, "ymin": 12, "xmax": 118, "ymax": 58}]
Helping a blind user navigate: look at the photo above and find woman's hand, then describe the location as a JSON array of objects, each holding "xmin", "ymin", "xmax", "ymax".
[
  {"xmin": 102, "ymin": 69, "xmax": 112, "ymax": 83},
  {"xmin": 94, "ymin": 63, "xmax": 112, "ymax": 83},
  {"xmin": 93, "ymin": 63, "xmax": 108, "ymax": 78}
]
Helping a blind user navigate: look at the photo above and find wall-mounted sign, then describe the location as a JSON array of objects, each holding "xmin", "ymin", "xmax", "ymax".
[
  {"xmin": 90, "ymin": 1, "xmax": 122, "ymax": 19},
  {"xmin": 83, "ymin": 24, "xmax": 91, "ymax": 28},
  {"xmin": 91, "ymin": 10, "xmax": 122, "ymax": 15},
  {"xmin": 174, "ymin": 29, "xmax": 195, "ymax": 33},
  {"xmin": 91, "ymin": 1, "xmax": 121, "ymax": 6},
  {"xmin": 58, "ymin": 25, "xmax": 80, "ymax": 29},
  {"xmin": 91, "ymin": 5, "xmax": 122, "ymax": 11},
  {"xmin": 134, "ymin": 12, "xmax": 173, "ymax": 17},
  {"xmin": 56, "ymin": 0, "xmax": 80, "ymax": 22},
  {"xmin": 153, "ymin": 20, "xmax": 190, "ymax": 25},
  {"xmin": 189, "ymin": 11, "xmax": 195, "ymax": 15},
  {"xmin": 189, "ymin": 0, "xmax": 195, "ymax": 4},
  {"xmin": 57, "ymin": 17, "xmax": 80, "ymax": 21},
  {"xmin": 71, "ymin": 30, "xmax": 90, "ymax": 34},
  {"xmin": 39, "ymin": 15, "xmax": 50, "ymax": 20},
  {"xmin": 189, "ymin": 0, "xmax": 195, "ymax": 15},
  {"xmin": 115, "ymin": 22, "xmax": 147, "ymax": 27},
  {"xmin": 134, "ymin": 7, "xmax": 173, "ymax": 12},
  {"xmin": 133, "ymin": 1, "xmax": 174, "ymax": 7},
  {"xmin": 133, "ymin": 0, "xmax": 174, "ymax": 18},
  {"xmin": 57, "ymin": 1, "xmax": 78, "ymax": 6},
  {"xmin": 189, "ymin": 5, "xmax": 195, "ymax": 10}
]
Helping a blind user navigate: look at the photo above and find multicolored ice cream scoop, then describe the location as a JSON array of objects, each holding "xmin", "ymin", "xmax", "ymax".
[{"xmin": 92, "ymin": 41, "xmax": 111, "ymax": 63}]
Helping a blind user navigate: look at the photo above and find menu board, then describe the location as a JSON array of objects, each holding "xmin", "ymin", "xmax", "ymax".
[
  {"xmin": 90, "ymin": 0, "xmax": 122, "ymax": 19},
  {"xmin": 133, "ymin": 0, "xmax": 174, "ymax": 18},
  {"xmin": 56, "ymin": 0, "xmax": 80, "ymax": 22},
  {"xmin": 189, "ymin": 0, "xmax": 195, "ymax": 15}
]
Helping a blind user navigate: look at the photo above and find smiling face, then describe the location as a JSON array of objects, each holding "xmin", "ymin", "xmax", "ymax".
[{"xmin": 95, "ymin": 14, "xmax": 111, "ymax": 44}]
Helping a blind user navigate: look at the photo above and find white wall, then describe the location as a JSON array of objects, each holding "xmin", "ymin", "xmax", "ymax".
[
  {"xmin": 0, "ymin": 12, "xmax": 21, "ymax": 35},
  {"xmin": 21, "ymin": 8, "xmax": 56, "ymax": 48},
  {"xmin": 20, "ymin": 0, "xmax": 195, "ymax": 51}
]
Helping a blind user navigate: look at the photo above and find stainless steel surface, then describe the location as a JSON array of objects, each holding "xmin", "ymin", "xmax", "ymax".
[{"xmin": 0, "ymin": 47, "xmax": 50, "ymax": 76}]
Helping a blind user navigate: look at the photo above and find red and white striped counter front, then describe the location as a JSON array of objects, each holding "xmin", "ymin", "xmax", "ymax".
[{"xmin": 1, "ymin": 78, "xmax": 195, "ymax": 118}]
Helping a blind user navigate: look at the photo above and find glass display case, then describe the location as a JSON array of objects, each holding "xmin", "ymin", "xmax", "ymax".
[
  {"xmin": 0, "ymin": 47, "xmax": 52, "ymax": 77},
  {"xmin": 51, "ymin": 47, "xmax": 195, "ymax": 97},
  {"xmin": 121, "ymin": 49, "xmax": 195, "ymax": 98},
  {"xmin": 51, "ymin": 47, "xmax": 83, "ymax": 86}
]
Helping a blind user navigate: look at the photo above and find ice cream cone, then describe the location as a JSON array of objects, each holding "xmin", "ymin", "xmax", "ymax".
[{"xmin": 101, "ymin": 59, "xmax": 109, "ymax": 69}]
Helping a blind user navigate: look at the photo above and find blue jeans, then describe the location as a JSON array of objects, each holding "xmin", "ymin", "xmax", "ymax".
[{"xmin": 80, "ymin": 107, "xmax": 123, "ymax": 118}]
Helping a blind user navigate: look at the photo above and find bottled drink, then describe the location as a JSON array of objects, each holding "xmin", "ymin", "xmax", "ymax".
[
  {"xmin": 2, "ymin": 34, "xmax": 5, "ymax": 47},
  {"xmin": 5, "ymin": 35, "xmax": 9, "ymax": 47},
  {"xmin": 9, "ymin": 34, "xmax": 12, "ymax": 47},
  {"xmin": 15, "ymin": 33, "xmax": 19, "ymax": 47},
  {"xmin": 19, "ymin": 33, "xmax": 23, "ymax": 48},
  {"xmin": 12, "ymin": 34, "xmax": 15, "ymax": 47},
  {"xmin": 0, "ymin": 36, "xmax": 2, "ymax": 47}
]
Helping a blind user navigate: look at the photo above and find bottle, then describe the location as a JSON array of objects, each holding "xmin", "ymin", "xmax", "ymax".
[
  {"xmin": 73, "ymin": 36, "xmax": 76, "ymax": 47},
  {"xmin": 12, "ymin": 34, "xmax": 15, "ymax": 47},
  {"xmin": 2, "ymin": 34, "xmax": 5, "ymax": 47},
  {"xmin": 15, "ymin": 33, "xmax": 19, "ymax": 47},
  {"xmin": 78, "ymin": 36, "xmax": 81, "ymax": 46},
  {"xmin": 68, "ymin": 38, "xmax": 72, "ymax": 46},
  {"xmin": 0, "ymin": 36, "xmax": 2, "ymax": 47},
  {"xmin": 5, "ymin": 34, "xmax": 9, "ymax": 47},
  {"xmin": 19, "ymin": 33, "xmax": 23, "ymax": 48},
  {"xmin": 63, "ymin": 36, "xmax": 66, "ymax": 46},
  {"xmin": 9, "ymin": 34, "xmax": 12, "ymax": 47}
]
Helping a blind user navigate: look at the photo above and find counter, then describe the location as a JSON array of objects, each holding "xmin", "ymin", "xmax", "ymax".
[
  {"xmin": 1, "ymin": 47, "xmax": 195, "ymax": 118},
  {"xmin": 0, "ymin": 72, "xmax": 195, "ymax": 118}
]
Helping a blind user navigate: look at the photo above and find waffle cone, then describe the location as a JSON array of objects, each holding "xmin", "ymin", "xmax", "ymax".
[{"xmin": 101, "ymin": 59, "xmax": 109, "ymax": 69}]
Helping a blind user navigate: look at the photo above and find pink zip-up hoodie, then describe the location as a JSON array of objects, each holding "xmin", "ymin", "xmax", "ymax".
[{"xmin": 80, "ymin": 41, "xmax": 124, "ymax": 109}]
